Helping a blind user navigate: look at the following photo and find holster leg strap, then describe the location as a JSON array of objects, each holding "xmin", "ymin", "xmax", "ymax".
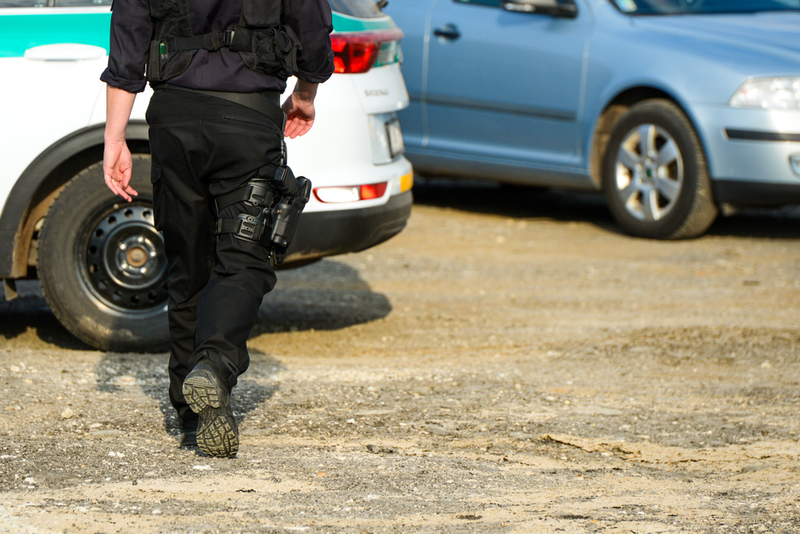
[{"xmin": 215, "ymin": 210, "xmax": 271, "ymax": 245}]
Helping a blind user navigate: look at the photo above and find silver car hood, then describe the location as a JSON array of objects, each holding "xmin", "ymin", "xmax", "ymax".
[{"xmin": 631, "ymin": 12, "xmax": 800, "ymax": 66}]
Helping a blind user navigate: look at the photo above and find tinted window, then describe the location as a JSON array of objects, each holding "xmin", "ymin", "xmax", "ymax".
[
  {"xmin": 328, "ymin": 0, "xmax": 383, "ymax": 18},
  {"xmin": 0, "ymin": 0, "xmax": 47, "ymax": 6},
  {"xmin": 54, "ymin": 0, "xmax": 112, "ymax": 4},
  {"xmin": 454, "ymin": 0, "xmax": 503, "ymax": 7},
  {"xmin": 611, "ymin": 0, "xmax": 799, "ymax": 15}
]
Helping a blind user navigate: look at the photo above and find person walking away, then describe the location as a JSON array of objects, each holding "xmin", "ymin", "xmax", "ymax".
[{"xmin": 100, "ymin": 0, "xmax": 334, "ymax": 458}]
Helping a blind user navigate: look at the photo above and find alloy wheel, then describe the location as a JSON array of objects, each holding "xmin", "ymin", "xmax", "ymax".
[{"xmin": 613, "ymin": 123, "xmax": 684, "ymax": 222}]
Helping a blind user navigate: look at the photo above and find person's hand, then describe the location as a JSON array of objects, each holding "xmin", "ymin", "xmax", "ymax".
[
  {"xmin": 103, "ymin": 140, "xmax": 138, "ymax": 202},
  {"xmin": 282, "ymin": 81, "xmax": 319, "ymax": 139}
]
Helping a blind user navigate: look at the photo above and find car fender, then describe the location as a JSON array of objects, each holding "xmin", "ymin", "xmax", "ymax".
[
  {"xmin": 0, "ymin": 121, "xmax": 149, "ymax": 279},
  {"xmin": 582, "ymin": 50, "xmax": 713, "ymax": 186}
]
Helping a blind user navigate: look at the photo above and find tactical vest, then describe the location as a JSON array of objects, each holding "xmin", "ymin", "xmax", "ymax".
[{"xmin": 146, "ymin": 0, "xmax": 301, "ymax": 82}]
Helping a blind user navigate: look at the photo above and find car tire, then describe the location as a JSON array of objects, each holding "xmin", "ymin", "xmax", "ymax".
[
  {"xmin": 602, "ymin": 99, "xmax": 718, "ymax": 239},
  {"xmin": 38, "ymin": 155, "xmax": 170, "ymax": 352}
]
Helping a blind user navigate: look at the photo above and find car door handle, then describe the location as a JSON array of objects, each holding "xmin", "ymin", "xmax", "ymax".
[
  {"xmin": 24, "ymin": 44, "xmax": 107, "ymax": 61},
  {"xmin": 433, "ymin": 24, "xmax": 460, "ymax": 41}
]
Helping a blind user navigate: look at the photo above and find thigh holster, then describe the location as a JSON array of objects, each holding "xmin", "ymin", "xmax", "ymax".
[
  {"xmin": 213, "ymin": 165, "xmax": 312, "ymax": 266},
  {"xmin": 214, "ymin": 179, "xmax": 275, "ymax": 245}
]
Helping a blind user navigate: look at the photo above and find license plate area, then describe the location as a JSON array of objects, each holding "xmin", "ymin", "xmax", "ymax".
[{"xmin": 385, "ymin": 117, "xmax": 405, "ymax": 159}]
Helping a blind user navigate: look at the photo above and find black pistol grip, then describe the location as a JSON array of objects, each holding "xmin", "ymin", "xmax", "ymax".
[{"xmin": 272, "ymin": 165, "xmax": 299, "ymax": 198}]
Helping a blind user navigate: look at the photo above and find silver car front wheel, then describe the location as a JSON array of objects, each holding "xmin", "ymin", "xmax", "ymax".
[
  {"xmin": 614, "ymin": 124, "xmax": 683, "ymax": 222},
  {"xmin": 602, "ymin": 99, "xmax": 718, "ymax": 239}
]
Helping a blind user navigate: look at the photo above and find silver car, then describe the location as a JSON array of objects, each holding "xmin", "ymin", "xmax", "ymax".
[{"xmin": 388, "ymin": 0, "xmax": 800, "ymax": 238}]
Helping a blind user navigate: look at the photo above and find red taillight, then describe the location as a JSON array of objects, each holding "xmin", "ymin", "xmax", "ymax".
[
  {"xmin": 313, "ymin": 182, "xmax": 389, "ymax": 203},
  {"xmin": 330, "ymin": 28, "xmax": 404, "ymax": 74},
  {"xmin": 360, "ymin": 182, "xmax": 387, "ymax": 200}
]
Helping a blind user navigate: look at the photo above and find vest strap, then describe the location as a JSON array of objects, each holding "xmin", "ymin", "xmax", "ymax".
[{"xmin": 164, "ymin": 30, "xmax": 235, "ymax": 53}]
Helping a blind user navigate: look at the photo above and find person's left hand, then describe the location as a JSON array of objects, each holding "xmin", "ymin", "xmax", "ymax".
[
  {"xmin": 282, "ymin": 92, "xmax": 316, "ymax": 139},
  {"xmin": 103, "ymin": 140, "xmax": 138, "ymax": 202}
]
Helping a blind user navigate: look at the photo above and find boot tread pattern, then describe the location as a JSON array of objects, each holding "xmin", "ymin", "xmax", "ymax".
[{"xmin": 182, "ymin": 372, "xmax": 238, "ymax": 458}]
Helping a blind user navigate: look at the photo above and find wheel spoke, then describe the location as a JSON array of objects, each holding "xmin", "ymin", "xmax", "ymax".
[
  {"xmin": 638, "ymin": 124, "xmax": 655, "ymax": 156},
  {"xmin": 641, "ymin": 188, "xmax": 659, "ymax": 221},
  {"xmin": 618, "ymin": 147, "xmax": 639, "ymax": 170},
  {"xmin": 654, "ymin": 175, "xmax": 680, "ymax": 202},
  {"xmin": 619, "ymin": 181, "xmax": 639, "ymax": 205},
  {"xmin": 655, "ymin": 138, "xmax": 679, "ymax": 167}
]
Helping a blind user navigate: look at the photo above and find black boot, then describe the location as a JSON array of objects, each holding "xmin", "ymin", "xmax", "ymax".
[
  {"xmin": 182, "ymin": 359, "xmax": 239, "ymax": 458},
  {"xmin": 179, "ymin": 417, "xmax": 199, "ymax": 448}
]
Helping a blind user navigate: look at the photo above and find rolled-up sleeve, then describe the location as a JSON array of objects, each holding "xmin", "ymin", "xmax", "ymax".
[
  {"xmin": 99, "ymin": 0, "xmax": 154, "ymax": 93},
  {"xmin": 283, "ymin": 0, "xmax": 335, "ymax": 84}
]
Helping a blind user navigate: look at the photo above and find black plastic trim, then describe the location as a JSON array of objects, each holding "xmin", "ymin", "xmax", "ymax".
[
  {"xmin": 418, "ymin": 93, "xmax": 577, "ymax": 122},
  {"xmin": 713, "ymin": 179, "xmax": 800, "ymax": 208},
  {"xmin": 283, "ymin": 191, "xmax": 413, "ymax": 264},
  {"xmin": 0, "ymin": 121, "xmax": 150, "ymax": 278},
  {"xmin": 725, "ymin": 129, "xmax": 800, "ymax": 143}
]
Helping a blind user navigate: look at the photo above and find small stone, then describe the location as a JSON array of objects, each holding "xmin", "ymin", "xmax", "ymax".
[
  {"xmin": 10, "ymin": 365, "xmax": 20, "ymax": 373},
  {"xmin": 88, "ymin": 423, "xmax": 102, "ymax": 429},
  {"xmin": 61, "ymin": 408, "xmax": 75, "ymax": 419},
  {"xmin": 193, "ymin": 465, "xmax": 212, "ymax": 471},
  {"xmin": 115, "ymin": 375, "xmax": 136, "ymax": 386},
  {"xmin": 424, "ymin": 424, "xmax": 449, "ymax": 436}
]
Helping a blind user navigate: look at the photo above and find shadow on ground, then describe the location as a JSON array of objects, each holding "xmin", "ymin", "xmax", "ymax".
[
  {"xmin": 1, "ymin": 263, "xmax": 390, "ymax": 441},
  {"xmin": 412, "ymin": 177, "xmax": 800, "ymax": 240},
  {"xmin": 0, "ymin": 261, "xmax": 391, "ymax": 346},
  {"xmin": 0, "ymin": 280, "xmax": 90, "ymax": 350},
  {"xmin": 94, "ymin": 349, "xmax": 282, "ymax": 440},
  {"xmin": 252, "ymin": 259, "xmax": 392, "ymax": 335}
]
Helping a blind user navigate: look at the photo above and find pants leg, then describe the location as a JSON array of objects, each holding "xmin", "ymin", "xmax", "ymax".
[{"xmin": 147, "ymin": 88, "xmax": 282, "ymax": 421}]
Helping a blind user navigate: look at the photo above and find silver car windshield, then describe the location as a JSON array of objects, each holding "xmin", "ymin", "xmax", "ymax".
[{"xmin": 610, "ymin": 0, "xmax": 800, "ymax": 15}]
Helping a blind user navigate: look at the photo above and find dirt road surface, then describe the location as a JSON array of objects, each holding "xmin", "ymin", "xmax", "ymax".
[{"xmin": 1, "ymin": 181, "xmax": 799, "ymax": 533}]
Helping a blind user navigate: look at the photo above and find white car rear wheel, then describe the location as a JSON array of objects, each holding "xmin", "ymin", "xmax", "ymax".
[{"xmin": 38, "ymin": 155, "xmax": 170, "ymax": 352}]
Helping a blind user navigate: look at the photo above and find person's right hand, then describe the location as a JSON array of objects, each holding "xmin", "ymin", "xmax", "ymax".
[
  {"xmin": 103, "ymin": 86, "xmax": 139, "ymax": 202},
  {"xmin": 103, "ymin": 140, "xmax": 138, "ymax": 202}
]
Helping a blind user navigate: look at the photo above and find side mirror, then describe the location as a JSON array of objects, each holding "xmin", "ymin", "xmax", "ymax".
[{"xmin": 501, "ymin": 0, "xmax": 578, "ymax": 18}]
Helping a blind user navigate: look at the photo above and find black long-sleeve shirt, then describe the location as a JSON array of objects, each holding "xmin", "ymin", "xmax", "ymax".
[{"xmin": 100, "ymin": 0, "xmax": 334, "ymax": 94}]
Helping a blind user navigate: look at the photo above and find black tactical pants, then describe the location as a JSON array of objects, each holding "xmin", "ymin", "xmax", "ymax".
[{"xmin": 146, "ymin": 87, "xmax": 282, "ymax": 426}]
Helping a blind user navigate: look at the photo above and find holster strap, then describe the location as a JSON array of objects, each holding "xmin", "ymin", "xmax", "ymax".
[
  {"xmin": 214, "ymin": 178, "xmax": 275, "ymax": 213},
  {"xmin": 215, "ymin": 213, "xmax": 270, "ymax": 244}
]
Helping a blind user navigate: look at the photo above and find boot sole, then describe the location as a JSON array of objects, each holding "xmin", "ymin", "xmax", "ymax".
[{"xmin": 183, "ymin": 370, "xmax": 239, "ymax": 458}]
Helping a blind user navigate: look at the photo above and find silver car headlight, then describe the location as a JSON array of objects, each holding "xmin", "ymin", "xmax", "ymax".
[{"xmin": 729, "ymin": 77, "xmax": 800, "ymax": 109}]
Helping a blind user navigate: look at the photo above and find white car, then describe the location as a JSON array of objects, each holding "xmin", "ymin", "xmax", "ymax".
[{"xmin": 0, "ymin": 0, "xmax": 413, "ymax": 352}]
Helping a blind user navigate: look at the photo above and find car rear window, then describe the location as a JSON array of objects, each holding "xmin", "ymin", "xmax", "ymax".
[
  {"xmin": 54, "ymin": 0, "xmax": 112, "ymax": 5},
  {"xmin": 0, "ymin": 0, "xmax": 46, "ymax": 6},
  {"xmin": 328, "ymin": 0, "xmax": 384, "ymax": 18}
]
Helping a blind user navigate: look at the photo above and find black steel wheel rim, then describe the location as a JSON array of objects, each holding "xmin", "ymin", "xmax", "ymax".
[{"xmin": 77, "ymin": 202, "xmax": 168, "ymax": 316}]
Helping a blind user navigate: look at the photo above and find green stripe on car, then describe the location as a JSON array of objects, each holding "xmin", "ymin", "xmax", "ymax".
[
  {"xmin": 0, "ymin": 11, "xmax": 395, "ymax": 59},
  {"xmin": 0, "ymin": 13, "xmax": 111, "ymax": 58},
  {"xmin": 331, "ymin": 13, "xmax": 397, "ymax": 33}
]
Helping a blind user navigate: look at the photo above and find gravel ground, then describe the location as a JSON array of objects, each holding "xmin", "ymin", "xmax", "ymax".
[{"xmin": 1, "ymin": 181, "xmax": 799, "ymax": 533}]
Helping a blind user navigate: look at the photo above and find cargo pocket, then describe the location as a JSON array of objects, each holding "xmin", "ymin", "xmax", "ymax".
[{"xmin": 150, "ymin": 164, "xmax": 166, "ymax": 232}]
